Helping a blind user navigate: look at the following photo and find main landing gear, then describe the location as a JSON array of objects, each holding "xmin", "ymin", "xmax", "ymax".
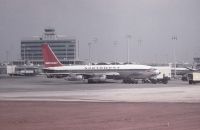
[
  {"xmin": 123, "ymin": 78, "xmax": 138, "ymax": 84},
  {"xmin": 123, "ymin": 77, "xmax": 169, "ymax": 84}
]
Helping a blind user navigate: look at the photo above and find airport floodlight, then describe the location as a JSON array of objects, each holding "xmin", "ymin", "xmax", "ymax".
[
  {"xmin": 126, "ymin": 35, "xmax": 132, "ymax": 64},
  {"xmin": 88, "ymin": 42, "xmax": 92, "ymax": 65},
  {"xmin": 113, "ymin": 41, "xmax": 118, "ymax": 65},
  {"xmin": 93, "ymin": 37, "xmax": 98, "ymax": 44},
  {"xmin": 172, "ymin": 35, "xmax": 178, "ymax": 78}
]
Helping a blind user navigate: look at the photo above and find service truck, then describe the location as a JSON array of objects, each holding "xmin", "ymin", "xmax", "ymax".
[
  {"xmin": 152, "ymin": 66, "xmax": 171, "ymax": 84},
  {"xmin": 188, "ymin": 72, "xmax": 200, "ymax": 84}
]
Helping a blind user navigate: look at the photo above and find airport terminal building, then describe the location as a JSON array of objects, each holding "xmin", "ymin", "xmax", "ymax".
[
  {"xmin": 6, "ymin": 28, "xmax": 84, "ymax": 76},
  {"xmin": 21, "ymin": 28, "xmax": 76, "ymax": 62}
]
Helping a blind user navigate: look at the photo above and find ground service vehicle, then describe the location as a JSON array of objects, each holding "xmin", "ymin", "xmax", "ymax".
[
  {"xmin": 153, "ymin": 66, "xmax": 171, "ymax": 84},
  {"xmin": 188, "ymin": 72, "xmax": 200, "ymax": 84}
]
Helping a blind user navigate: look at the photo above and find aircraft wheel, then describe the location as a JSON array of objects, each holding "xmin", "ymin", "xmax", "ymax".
[
  {"xmin": 189, "ymin": 80, "xmax": 193, "ymax": 84},
  {"xmin": 150, "ymin": 79, "xmax": 157, "ymax": 84},
  {"xmin": 88, "ymin": 79, "xmax": 94, "ymax": 84},
  {"xmin": 123, "ymin": 79, "xmax": 128, "ymax": 83}
]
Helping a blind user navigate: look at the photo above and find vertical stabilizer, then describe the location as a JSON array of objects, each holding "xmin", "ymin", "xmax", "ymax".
[{"xmin": 42, "ymin": 43, "xmax": 63, "ymax": 67}]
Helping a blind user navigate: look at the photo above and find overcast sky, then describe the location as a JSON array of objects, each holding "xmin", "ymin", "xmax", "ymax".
[{"xmin": 0, "ymin": 0, "xmax": 200, "ymax": 64}]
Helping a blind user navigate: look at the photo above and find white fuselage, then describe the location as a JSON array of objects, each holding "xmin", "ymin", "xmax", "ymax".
[{"xmin": 44, "ymin": 64, "xmax": 158, "ymax": 79}]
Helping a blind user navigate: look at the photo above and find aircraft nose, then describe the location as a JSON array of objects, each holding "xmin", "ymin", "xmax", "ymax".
[
  {"xmin": 155, "ymin": 69, "xmax": 160, "ymax": 75},
  {"xmin": 151, "ymin": 68, "xmax": 160, "ymax": 76}
]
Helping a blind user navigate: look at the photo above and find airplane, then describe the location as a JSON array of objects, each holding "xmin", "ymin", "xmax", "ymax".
[
  {"xmin": 41, "ymin": 43, "xmax": 160, "ymax": 83},
  {"xmin": 185, "ymin": 66, "xmax": 200, "ymax": 71}
]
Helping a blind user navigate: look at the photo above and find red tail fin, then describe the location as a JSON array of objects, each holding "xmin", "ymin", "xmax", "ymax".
[{"xmin": 42, "ymin": 43, "xmax": 63, "ymax": 67}]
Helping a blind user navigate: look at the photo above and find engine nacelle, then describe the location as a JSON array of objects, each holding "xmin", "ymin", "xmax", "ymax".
[
  {"xmin": 65, "ymin": 75, "xmax": 84, "ymax": 81},
  {"xmin": 88, "ymin": 75, "xmax": 106, "ymax": 83},
  {"xmin": 46, "ymin": 74, "xmax": 65, "ymax": 78}
]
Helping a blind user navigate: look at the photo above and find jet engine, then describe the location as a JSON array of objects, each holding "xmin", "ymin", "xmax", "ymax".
[
  {"xmin": 88, "ymin": 75, "xmax": 106, "ymax": 83},
  {"xmin": 65, "ymin": 75, "xmax": 84, "ymax": 81}
]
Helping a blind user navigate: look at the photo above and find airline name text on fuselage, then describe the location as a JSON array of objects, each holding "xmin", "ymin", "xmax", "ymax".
[{"xmin": 84, "ymin": 66, "xmax": 120, "ymax": 70}]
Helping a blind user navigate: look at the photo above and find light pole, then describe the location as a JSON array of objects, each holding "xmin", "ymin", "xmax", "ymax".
[
  {"xmin": 73, "ymin": 39, "xmax": 79, "ymax": 65},
  {"xmin": 23, "ymin": 45, "xmax": 27, "ymax": 74},
  {"xmin": 93, "ymin": 37, "xmax": 98, "ymax": 62},
  {"xmin": 76, "ymin": 40, "xmax": 80, "ymax": 61},
  {"xmin": 23, "ymin": 44, "xmax": 26, "ymax": 65},
  {"xmin": 113, "ymin": 41, "xmax": 118, "ymax": 64},
  {"xmin": 6, "ymin": 51, "xmax": 8, "ymax": 64},
  {"xmin": 126, "ymin": 35, "xmax": 132, "ymax": 64},
  {"xmin": 93, "ymin": 37, "xmax": 98, "ymax": 44},
  {"xmin": 88, "ymin": 37, "xmax": 98, "ymax": 65},
  {"xmin": 172, "ymin": 35, "xmax": 177, "ymax": 78},
  {"xmin": 88, "ymin": 42, "xmax": 92, "ymax": 65},
  {"xmin": 26, "ymin": 47, "xmax": 31, "ymax": 61},
  {"xmin": 138, "ymin": 39, "xmax": 142, "ymax": 63}
]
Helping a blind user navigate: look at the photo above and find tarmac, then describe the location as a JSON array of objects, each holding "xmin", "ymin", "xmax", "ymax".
[
  {"xmin": 0, "ymin": 76, "xmax": 200, "ymax": 130},
  {"xmin": 0, "ymin": 76, "xmax": 200, "ymax": 103}
]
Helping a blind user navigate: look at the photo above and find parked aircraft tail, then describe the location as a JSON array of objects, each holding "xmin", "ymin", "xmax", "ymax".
[{"xmin": 42, "ymin": 43, "xmax": 63, "ymax": 67}]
